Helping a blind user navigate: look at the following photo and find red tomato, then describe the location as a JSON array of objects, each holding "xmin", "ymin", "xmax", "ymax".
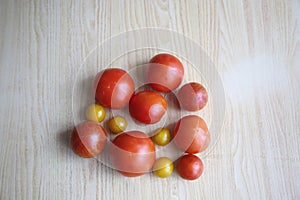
[
  {"xmin": 93, "ymin": 68, "xmax": 135, "ymax": 109},
  {"xmin": 173, "ymin": 115, "xmax": 210, "ymax": 154},
  {"xmin": 109, "ymin": 131, "xmax": 156, "ymax": 177},
  {"xmin": 176, "ymin": 154, "xmax": 204, "ymax": 180},
  {"xmin": 129, "ymin": 91, "xmax": 167, "ymax": 124},
  {"xmin": 147, "ymin": 53, "xmax": 184, "ymax": 92},
  {"xmin": 177, "ymin": 82, "xmax": 208, "ymax": 111},
  {"xmin": 70, "ymin": 121, "xmax": 107, "ymax": 158}
]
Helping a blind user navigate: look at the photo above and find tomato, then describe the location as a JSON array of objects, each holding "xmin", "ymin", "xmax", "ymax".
[
  {"xmin": 147, "ymin": 53, "xmax": 184, "ymax": 92},
  {"xmin": 109, "ymin": 131, "xmax": 156, "ymax": 177},
  {"xmin": 176, "ymin": 154, "xmax": 204, "ymax": 180},
  {"xmin": 70, "ymin": 121, "xmax": 107, "ymax": 158},
  {"xmin": 151, "ymin": 128, "xmax": 171, "ymax": 146},
  {"xmin": 153, "ymin": 157, "xmax": 174, "ymax": 178},
  {"xmin": 85, "ymin": 103, "xmax": 106, "ymax": 123},
  {"xmin": 177, "ymin": 82, "xmax": 208, "ymax": 111},
  {"xmin": 173, "ymin": 115, "xmax": 210, "ymax": 154},
  {"xmin": 129, "ymin": 91, "xmax": 167, "ymax": 124},
  {"xmin": 93, "ymin": 68, "xmax": 135, "ymax": 109},
  {"xmin": 109, "ymin": 116, "xmax": 127, "ymax": 134}
]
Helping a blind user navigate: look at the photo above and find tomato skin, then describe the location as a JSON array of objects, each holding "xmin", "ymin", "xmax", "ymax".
[
  {"xmin": 85, "ymin": 103, "xmax": 106, "ymax": 123},
  {"xmin": 173, "ymin": 115, "xmax": 210, "ymax": 154},
  {"xmin": 109, "ymin": 116, "xmax": 127, "ymax": 134},
  {"xmin": 177, "ymin": 82, "xmax": 208, "ymax": 111},
  {"xmin": 70, "ymin": 121, "xmax": 107, "ymax": 158},
  {"xmin": 151, "ymin": 128, "xmax": 171, "ymax": 146},
  {"xmin": 176, "ymin": 154, "xmax": 204, "ymax": 180},
  {"xmin": 129, "ymin": 91, "xmax": 167, "ymax": 124},
  {"xmin": 109, "ymin": 131, "xmax": 156, "ymax": 177},
  {"xmin": 153, "ymin": 157, "xmax": 174, "ymax": 178},
  {"xmin": 147, "ymin": 53, "xmax": 184, "ymax": 92},
  {"xmin": 93, "ymin": 68, "xmax": 135, "ymax": 109}
]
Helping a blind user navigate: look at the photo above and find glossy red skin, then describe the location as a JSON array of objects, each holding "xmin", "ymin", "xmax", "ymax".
[
  {"xmin": 129, "ymin": 91, "xmax": 167, "ymax": 124},
  {"xmin": 173, "ymin": 115, "xmax": 210, "ymax": 154},
  {"xmin": 93, "ymin": 68, "xmax": 135, "ymax": 109},
  {"xmin": 178, "ymin": 82, "xmax": 208, "ymax": 111},
  {"xmin": 176, "ymin": 154, "xmax": 204, "ymax": 180},
  {"xmin": 70, "ymin": 121, "xmax": 107, "ymax": 158},
  {"xmin": 147, "ymin": 53, "xmax": 184, "ymax": 92},
  {"xmin": 109, "ymin": 131, "xmax": 156, "ymax": 177}
]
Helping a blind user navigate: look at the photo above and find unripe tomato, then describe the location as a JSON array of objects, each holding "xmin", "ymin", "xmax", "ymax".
[
  {"xmin": 153, "ymin": 157, "xmax": 174, "ymax": 178},
  {"xmin": 109, "ymin": 116, "xmax": 127, "ymax": 134},
  {"xmin": 151, "ymin": 128, "xmax": 171, "ymax": 146},
  {"xmin": 70, "ymin": 121, "xmax": 107, "ymax": 158},
  {"xmin": 85, "ymin": 103, "xmax": 106, "ymax": 123},
  {"xmin": 93, "ymin": 68, "xmax": 135, "ymax": 109},
  {"xmin": 176, "ymin": 154, "xmax": 204, "ymax": 180},
  {"xmin": 147, "ymin": 53, "xmax": 184, "ymax": 92}
]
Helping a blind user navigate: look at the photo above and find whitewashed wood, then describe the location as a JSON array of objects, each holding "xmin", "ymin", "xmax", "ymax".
[{"xmin": 0, "ymin": 0, "xmax": 299, "ymax": 199}]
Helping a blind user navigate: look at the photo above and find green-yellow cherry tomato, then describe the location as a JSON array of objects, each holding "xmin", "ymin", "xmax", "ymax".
[
  {"xmin": 153, "ymin": 157, "xmax": 174, "ymax": 178},
  {"xmin": 109, "ymin": 116, "xmax": 127, "ymax": 134},
  {"xmin": 85, "ymin": 104, "xmax": 106, "ymax": 123},
  {"xmin": 151, "ymin": 128, "xmax": 171, "ymax": 146}
]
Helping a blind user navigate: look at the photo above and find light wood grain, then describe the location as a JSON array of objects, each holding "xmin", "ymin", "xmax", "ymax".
[{"xmin": 0, "ymin": 0, "xmax": 299, "ymax": 199}]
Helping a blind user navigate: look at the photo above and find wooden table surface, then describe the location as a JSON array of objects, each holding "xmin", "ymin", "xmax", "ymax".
[{"xmin": 1, "ymin": 0, "xmax": 300, "ymax": 199}]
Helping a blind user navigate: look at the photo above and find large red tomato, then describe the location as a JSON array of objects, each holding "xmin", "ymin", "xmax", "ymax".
[
  {"xmin": 109, "ymin": 131, "xmax": 156, "ymax": 177},
  {"xmin": 147, "ymin": 53, "xmax": 184, "ymax": 92},
  {"xmin": 173, "ymin": 115, "xmax": 210, "ymax": 154},
  {"xmin": 70, "ymin": 121, "xmax": 107, "ymax": 158},
  {"xmin": 93, "ymin": 68, "xmax": 135, "ymax": 109},
  {"xmin": 177, "ymin": 82, "xmax": 208, "ymax": 111},
  {"xmin": 129, "ymin": 91, "xmax": 167, "ymax": 124},
  {"xmin": 176, "ymin": 154, "xmax": 204, "ymax": 180}
]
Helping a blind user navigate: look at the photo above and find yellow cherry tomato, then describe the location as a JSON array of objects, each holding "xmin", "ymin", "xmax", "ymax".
[
  {"xmin": 153, "ymin": 157, "xmax": 174, "ymax": 178},
  {"xmin": 151, "ymin": 128, "xmax": 171, "ymax": 146},
  {"xmin": 85, "ymin": 103, "xmax": 106, "ymax": 123},
  {"xmin": 109, "ymin": 116, "xmax": 127, "ymax": 134}
]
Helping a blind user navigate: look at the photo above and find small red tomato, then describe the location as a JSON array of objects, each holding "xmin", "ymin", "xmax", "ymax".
[
  {"xmin": 109, "ymin": 131, "xmax": 156, "ymax": 177},
  {"xmin": 93, "ymin": 68, "xmax": 135, "ymax": 109},
  {"xmin": 177, "ymin": 82, "xmax": 208, "ymax": 111},
  {"xmin": 176, "ymin": 154, "xmax": 204, "ymax": 180},
  {"xmin": 173, "ymin": 115, "xmax": 210, "ymax": 154},
  {"xmin": 70, "ymin": 121, "xmax": 107, "ymax": 158},
  {"xmin": 129, "ymin": 91, "xmax": 167, "ymax": 124},
  {"xmin": 147, "ymin": 53, "xmax": 184, "ymax": 92}
]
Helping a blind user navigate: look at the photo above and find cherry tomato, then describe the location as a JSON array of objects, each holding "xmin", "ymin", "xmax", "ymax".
[
  {"xmin": 176, "ymin": 154, "xmax": 204, "ymax": 180},
  {"xmin": 70, "ymin": 121, "xmax": 107, "ymax": 158},
  {"xmin": 109, "ymin": 131, "xmax": 156, "ymax": 177},
  {"xmin": 109, "ymin": 116, "xmax": 127, "ymax": 134},
  {"xmin": 85, "ymin": 103, "xmax": 106, "ymax": 123},
  {"xmin": 177, "ymin": 82, "xmax": 208, "ymax": 111},
  {"xmin": 173, "ymin": 115, "xmax": 210, "ymax": 154},
  {"xmin": 93, "ymin": 68, "xmax": 135, "ymax": 109},
  {"xmin": 153, "ymin": 157, "xmax": 174, "ymax": 178},
  {"xmin": 151, "ymin": 128, "xmax": 171, "ymax": 146},
  {"xmin": 129, "ymin": 91, "xmax": 167, "ymax": 124},
  {"xmin": 147, "ymin": 53, "xmax": 184, "ymax": 92}
]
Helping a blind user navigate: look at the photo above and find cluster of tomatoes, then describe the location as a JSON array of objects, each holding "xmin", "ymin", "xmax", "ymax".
[{"xmin": 70, "ymin": 53, "xmax": 209, "ymax": 180}]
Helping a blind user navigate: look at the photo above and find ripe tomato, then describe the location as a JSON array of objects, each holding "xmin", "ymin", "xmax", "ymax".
[
  {"xmin": 151, "ymin": 128, "xmax": 171, "ymax": 146},
  {"xmin": 129, "ymin": 91, "xmax": 167, "ymax": 124},
  {"xmin": 147, "ymin": 53, "xmax": 184, "ymax": 92},
  {"xmin": 109, "ymin": 131, "xmax": 156, "ymax": 177},
  {"xmin": 153, "ymin": 157, "xmax": 174, "ymax": 178},
  {"xmin": 93, "ymin": 68, "xmax": 135, "ymax": 109},
  {"xmin": 173, "ymin": 115, "xmax": 210, "ymax": 154},
  {"xmin": 85, "ymin": 103, "xmax": 106, "ymax": 123},
  {"xmin": 177, "ymin": 82, "xmax": 208, "ymax": 111},
  {"xmin": 70, "ymin": 121, "xmax": 107, "ymax": 158},
  {"xmin": 109, "ymin": 116, "xmax": 127, "ymax": 134},
  {"xmin": 176, "ymin": 154, "xmax": 204, "ymax": 180}
]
